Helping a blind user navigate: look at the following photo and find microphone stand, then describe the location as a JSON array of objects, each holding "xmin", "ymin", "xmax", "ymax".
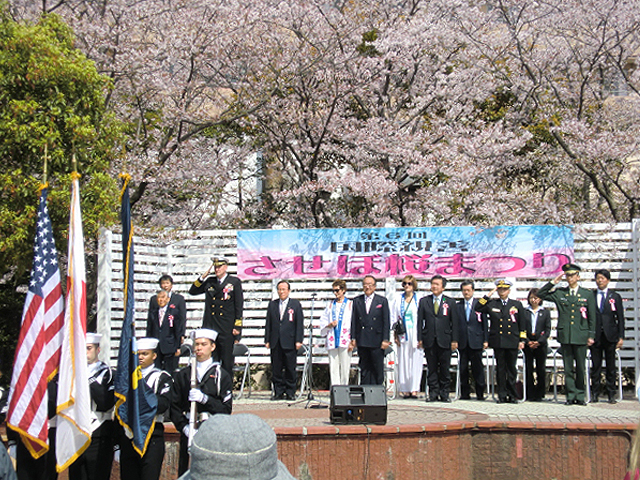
[{"xmin": 289, "ymin": 292, "xmax": 328, "ymax": 409}]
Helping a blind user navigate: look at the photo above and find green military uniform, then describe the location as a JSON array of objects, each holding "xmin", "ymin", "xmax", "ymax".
[{"xmin": 537, "ymin": 281, "xmax": 596, "ymax": 403}]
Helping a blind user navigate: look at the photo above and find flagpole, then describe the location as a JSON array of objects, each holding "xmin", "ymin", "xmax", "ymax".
[{"xmin": 43, "ymin": 144, "xmax": 48, "ymax": 185}]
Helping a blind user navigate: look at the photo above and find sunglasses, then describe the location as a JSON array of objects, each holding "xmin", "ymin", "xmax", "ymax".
[
  {"xmin": 332, "ymin": 288, "xmax": 342, "ymax": 293},
  {"xmin": 402, "ymin": 282, "xmax": 413, "ymax": 286}
]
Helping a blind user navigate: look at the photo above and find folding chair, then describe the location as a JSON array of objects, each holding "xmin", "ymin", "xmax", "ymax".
[
  {"xmin": 295, "ymin": 344, "xmax": 311, "ymax": 400},
  {"xmin": 384, "ymin": 346, "xmax": 397, "ymax": 400},
  {"xmin": 553, "ymin": 346, "xmax": 590, "ymax": 403},
  {"xmin": 232, "ymin": 343, "xmax": 251, "ymax": 400},
  {"xmin": 586, "ymin": 348, "xmax": 624, "ymax": 403}
]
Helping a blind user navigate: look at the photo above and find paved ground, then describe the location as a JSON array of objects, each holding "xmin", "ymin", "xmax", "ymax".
[{"xmin": 233, "ymin": 390, "xmax": 640, "ymax": 430}]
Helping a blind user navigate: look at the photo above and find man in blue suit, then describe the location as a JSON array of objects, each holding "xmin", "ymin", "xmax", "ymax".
[
  {"xmin": 265, "ymin": 281, "xmax": 304, "ymax": 400},
  {"xmin": 591, "ymin": 268, "xmax": 625, "ymax": 403},
  {"xmin": 456, "ymin": 280, "xmax": 488, "ymax": 401},
  {"xmin": 419, "ymin": 275, "xmax": 459, "ymax": 402},
  {"xmin": 351, "ymin": 275, "xmax": 390, "ymax": 385}
]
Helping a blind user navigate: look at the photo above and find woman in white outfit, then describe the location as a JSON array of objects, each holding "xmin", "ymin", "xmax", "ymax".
[
  {"xmin": 319, "ymin": 279, "xmax": 353, "ymax": 386},
  {"xmin": 391, "ymin": 275, "xmax": 423, "ymax": 398}
]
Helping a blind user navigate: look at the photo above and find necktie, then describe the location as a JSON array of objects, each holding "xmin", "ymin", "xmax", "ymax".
[
  {"xmin": 434, "ymin": 297, "xmax": 440, "ymax": 314},
  {"xmin": 465, "ymin": 302, "xmax": 471, "ymax": 322},
  {"xmin": 279, "ymin": 301, "xmax": 286, "ymax": 319},
  {"xmin": 365, "ymin": 296, "xmax": 372, "ymax": 314},
  {"xmin": 600, "ymin": 291, "xmax": 605, "ymax": 312},
  {"xmin": 571, "ymin": 289, "xmax": 576, "ymax": 297}
]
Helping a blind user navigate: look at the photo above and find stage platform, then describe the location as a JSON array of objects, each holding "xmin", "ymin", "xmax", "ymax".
[{"xmin": 232, "ymin": 390, "xmax": 640, "ymax": 480}]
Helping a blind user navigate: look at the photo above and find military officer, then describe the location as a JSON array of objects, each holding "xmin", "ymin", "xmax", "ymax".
[
  {"xmin": 475, "ymin": 279, "xmax": 527, "ymax": 404},
  {"xmin": 170, "ymin": 328, "xmax": 233, "ymax": 476},
  {"xmin": 189, "ymin": 257, "xmax": 244, "ymax": 377},
  {"xmin": 119, "ymin": 337, "xmax": 174, "ymax": 480},
  {"xmin": 69, "ymin": 333, "xmax": 115, "ymax": 480},
  {"xmin": 537, "ymin": 263, "xmax": 596, "ymax": 405}
]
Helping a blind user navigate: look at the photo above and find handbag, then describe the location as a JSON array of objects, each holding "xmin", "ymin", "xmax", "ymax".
[{"xmin": 392, "ymin": 319, "xmax": 406, "ymax": 337}]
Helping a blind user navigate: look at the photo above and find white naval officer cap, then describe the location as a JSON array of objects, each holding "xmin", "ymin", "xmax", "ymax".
[
  {"xmin": 138, "ymin": 337, "xmax": 160, "ymax": 351},
  {"xmin": 86, "ymin": 332, "xmax": 102, "ymax": 345},
  {"xmin": 195, "ymin": 328, "xmax": 218, "ymax": 342}
]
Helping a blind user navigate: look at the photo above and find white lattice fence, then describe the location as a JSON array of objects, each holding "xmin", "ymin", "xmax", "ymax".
[{"xmin": 97, "ymin": 222, "xmax": 640, "ymax": 375}]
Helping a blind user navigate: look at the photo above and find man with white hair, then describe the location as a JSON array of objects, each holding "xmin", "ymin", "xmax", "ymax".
[
  {"xmin": 119, "ymin": 337, "xmax": 174, "ymax": 480},
  {"xmin": 69, "ymin": 332, "xmax": 115, "ymax": 480},
  {"xmin": 170, "ymin": 329, "xmax": 233, "ymax": 476}
]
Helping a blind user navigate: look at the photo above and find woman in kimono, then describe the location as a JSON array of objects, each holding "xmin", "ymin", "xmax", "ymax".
[{"xmin": 319, "ymin": 279, "xmax": 353, "ymax": 386}]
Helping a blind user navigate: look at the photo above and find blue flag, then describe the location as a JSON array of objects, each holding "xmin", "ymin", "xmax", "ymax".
[{"xmin": 113, "ymin": 174, "xmax": 157, "ymax": 456}]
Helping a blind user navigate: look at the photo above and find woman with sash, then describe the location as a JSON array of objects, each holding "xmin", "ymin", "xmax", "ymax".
[
  {"xmin": 319, "ymin": 279, "xmax": 354, "ymax": 385},
  {"xmin": 391, "ymin": 275, "xmax": 423, "ymax": 398}
]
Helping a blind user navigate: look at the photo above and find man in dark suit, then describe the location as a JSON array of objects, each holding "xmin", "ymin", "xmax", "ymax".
[
  {"xmin": 264, "ymin": 280, "xmax": 304, "ymax": 400},
  {"xmin": 189, "ymin": 257, "xmax": 244, "ymax": 377},
  {"xmin": 537, "ymin": 263, "xmax": 596, "ymax": 405},
  {"xmin": 148, "ymin": 274, "xmax": 187, "ymax": 353},
  {"xmin": 456, "ymin": 280, "xmax": 487, "ymax": 401},
  {"xmin": 418, "ymin": 275, "xmax": 458, "ymax": 402},
  {"xmin": 146, "ymin": 290, "xmax": 183, "ymax": 371},
  {"xmin": 475, "ymin": 279, "xmax": 526, "ymax": 404},
  {"xmin": 523, "ymin": 288, "xmax": 552, "ymax": 402},
  {"xmin": 351, "ymin": 275, "xmax": 390, "ymax": 385},
  {"xmin": 591, "ymin": 268, "xmax": 625, "ymax": 403}
]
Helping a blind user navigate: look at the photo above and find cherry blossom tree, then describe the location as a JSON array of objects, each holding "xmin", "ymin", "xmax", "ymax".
[{"xmin": 9, "ymin": 0, "xmax": 640, "ymax": 228}]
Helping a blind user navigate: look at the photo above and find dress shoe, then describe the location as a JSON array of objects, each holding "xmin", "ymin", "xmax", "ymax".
[
  {"xmin": 477, "ymin": 395, "xmax": 485, "ymax": 401},
  {"xmin": 425, "ymin": 397, "xmax": 438, "ymax": 403},
  {"xmin": 574, "ymin": 400, "xmax": 587, "ymax": 406},
  {"xmin": 440, "ymin": 397, "xmax": 451, "ymax": 403},
  {"xmin": 507, "ymin": 397, "xmax": 518, "ymax": 404},
  {"xmin": 564, "ymin": 400, "xmax": 573, "ymax": 405},
  {"xmin": 591, "ymin": 396, "xmax": 599, "ymax": 403},
  {"xmin": 608, "ymin": 397, "xmax": 617, "ymax": 404},
  {"xmin": 271, "ymin": 393, "xmax": 285, "ymax": 401},
  {"xmin": 459, "ymin": 395, "xmax": 471, "ymax": 400},
  {"xmin": 496, "ymin": 398, "xmax": 507, "ymax": 404},
  {"xmin": 284, "ymin": 393, "xmax": 295, "ymax": 400}
]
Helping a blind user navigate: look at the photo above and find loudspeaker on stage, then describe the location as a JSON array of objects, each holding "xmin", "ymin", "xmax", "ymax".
[{"xmin": 329, "ymin": 385, "xmax": 387, "ymax": 425}]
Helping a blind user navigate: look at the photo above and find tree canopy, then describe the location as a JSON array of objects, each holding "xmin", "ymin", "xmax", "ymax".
[
  {"xmin": 0, "ymin": 6, "xmax": 121, "ymax": 280},
  {"xmin": 0, "ymin": 4, "xmax": 122, "ymax": 375},
  {"xmin": 8, "ymin": 0, "xmax": 640, "ymax": 230}
]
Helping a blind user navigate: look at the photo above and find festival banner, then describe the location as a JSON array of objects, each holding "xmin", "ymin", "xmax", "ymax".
[{"xmin": 237, "ymin": 225, "xmax": 574, "ymax": 280}]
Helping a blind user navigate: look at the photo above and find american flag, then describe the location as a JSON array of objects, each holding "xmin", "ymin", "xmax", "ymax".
[{"xmin": 7, "ymin": 187, "xmax": 64, "ymax": 458}]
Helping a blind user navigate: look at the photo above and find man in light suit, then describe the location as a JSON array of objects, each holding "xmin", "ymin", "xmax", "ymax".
[
  {"xmin": 591, "ymin": 268, "xmax": 625, "ymax": 403},
  {"xmin": 456, "ymin": 280, "xmax": 488, "ymax": 401},
  {"xmin": 351, "ymin": 275, "xmax": 390, "ymax": 385},
  {"xmin": 264, "ymin": 281, "xmax": 304, "ymax": 400},
  {"xmin": 419, "ymin": 275, "xmax": 459, "ymax": 402},
  {"xmin": 146, "ymin": 289, "xmax": 183, "ymax": 371}
]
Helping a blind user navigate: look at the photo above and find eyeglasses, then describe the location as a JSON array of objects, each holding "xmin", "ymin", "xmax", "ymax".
[
  {"xmin": 402, "ymin": 282, "xmax": 412, "ymax": 286},
  {"xmin": 332, "ymin": 289, "xmax": 341, "ymax": 293}
]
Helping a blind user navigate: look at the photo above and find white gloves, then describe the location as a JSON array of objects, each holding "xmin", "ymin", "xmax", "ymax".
[{"xmin": 189, "ymin": 388, "xmax": 208, "ymax": 404}]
